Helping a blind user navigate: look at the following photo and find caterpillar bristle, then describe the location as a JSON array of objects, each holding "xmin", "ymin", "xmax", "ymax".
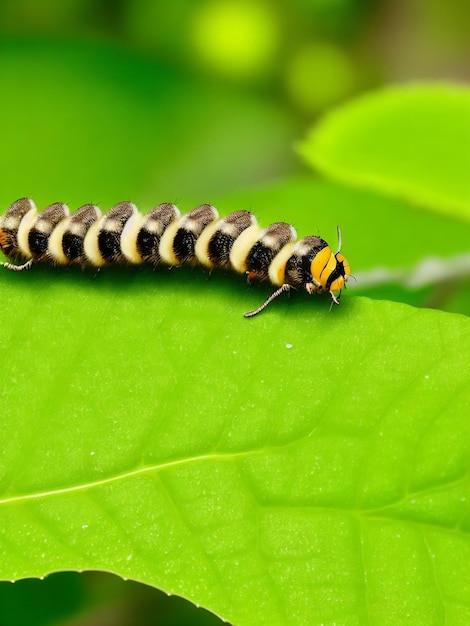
[{"xmin": 0, "ymin": 198, "xmax": 351, "ymax": 317}]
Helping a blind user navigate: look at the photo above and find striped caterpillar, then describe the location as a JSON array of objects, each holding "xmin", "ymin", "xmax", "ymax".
[{"xmin": 0, "ymin": 198, "xmax": 350, "ymax": 317}]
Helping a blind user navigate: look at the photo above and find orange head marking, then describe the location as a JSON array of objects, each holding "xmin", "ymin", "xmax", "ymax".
[{"xmin": 309, "ymin": 245, "xmax": 350, "ymax": 304}]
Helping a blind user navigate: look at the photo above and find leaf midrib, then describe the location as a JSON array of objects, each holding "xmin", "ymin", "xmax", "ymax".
[
  {"xmin": 0, "ymin": 450, "xmax": 254, "ymax": 505},
  {"xmin": 2, "ymin": 451, "xmax": 467, "ymax": 540}
]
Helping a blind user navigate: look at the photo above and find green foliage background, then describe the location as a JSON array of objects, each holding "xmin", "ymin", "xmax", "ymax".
[{"xmin": 0, "ymin": 2, "xmax": 469, "ymax": 626}]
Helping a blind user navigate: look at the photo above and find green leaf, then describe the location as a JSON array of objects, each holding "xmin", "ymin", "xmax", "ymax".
[
  {"xmin": 1, "ymin": 258, "xmax": 469, "ymax": 626},
  {"xmin": 298, "ymin": 84, "xmax": 470, "ymax": 220}
]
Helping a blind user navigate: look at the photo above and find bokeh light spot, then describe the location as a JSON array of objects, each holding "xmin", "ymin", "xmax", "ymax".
[{"xmin": 190, "ymin": 0, "xmax": 279, "ymax": 80}]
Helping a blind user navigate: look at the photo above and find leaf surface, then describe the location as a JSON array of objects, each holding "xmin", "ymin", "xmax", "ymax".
[{"xmin": 1, "ymin": 265, "xmax": 469, "ymax": 625}]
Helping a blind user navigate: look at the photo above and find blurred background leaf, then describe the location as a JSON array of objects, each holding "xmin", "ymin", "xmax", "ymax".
[
  {"xmin": 0, "ymin": 37, "xmax": 299, "ymax": 206},
  {"xmin": 299, "ymin": 84, "xmax": 470, "ymax": 220}
]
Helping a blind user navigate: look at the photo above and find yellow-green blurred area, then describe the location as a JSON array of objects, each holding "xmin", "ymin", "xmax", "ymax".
[
  {"xmin": 1, "ymin": 0, "xmax": 470, "ymax": 208},
  {"xmin": 0, "ymin": 1, "xmax": 469, "ymax": 625}
]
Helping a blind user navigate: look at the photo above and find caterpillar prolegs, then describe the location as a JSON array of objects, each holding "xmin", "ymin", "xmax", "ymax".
[{"xmin": 0, "ymin": 198, "xmax": 351, "ymax": 317}]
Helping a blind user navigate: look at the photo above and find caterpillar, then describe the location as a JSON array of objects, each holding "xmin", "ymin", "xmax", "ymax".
[{"xmin": 0, "ymin": 198, "xmax": 350, "ymax": 317}]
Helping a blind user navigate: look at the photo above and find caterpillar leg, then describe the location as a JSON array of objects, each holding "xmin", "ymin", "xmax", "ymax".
[
  {"xmin": 2, "ymin": 259, "xmax": 33, "ymax": 271},
  {"xmin": 244, "ymin": 283, "xmax": 291, "ymax": 318}
]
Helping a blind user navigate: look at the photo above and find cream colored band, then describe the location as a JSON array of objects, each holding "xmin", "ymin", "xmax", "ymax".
[
  {"xmin": 47, "ymin": 218, "xmax": 70, "ymax": 264},
  {"xmin": 83, "ymin": 217, "xmax": 106, "ymax": 266},
  {"xmin": 120, "ymin": 211, "xmax": 143, "ymax": 264},
  {"xmin": 229, "ymin": 224, "xmax": 262, "ymax": 274},
  {"xmin": 268, "ymin": 242, "xmax": 296, "ymax": 286},
  {"xmin": 17, "ymin": 208, "xmax": 38, "ymax": 258},
  {"xmin": 159, "ymin": 219, "xmax": 181, "ymax": 265},
  {"xmin": 194, "ymin": 219, "xmax": 223, "ymax": 268}
]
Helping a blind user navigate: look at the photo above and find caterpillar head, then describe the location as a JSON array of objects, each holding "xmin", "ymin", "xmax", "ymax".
[{"xmin": 307, "ymin": 245, "xmax": 351, "ymax": 305}]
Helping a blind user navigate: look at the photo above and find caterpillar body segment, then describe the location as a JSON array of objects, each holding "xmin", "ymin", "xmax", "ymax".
[
  {"xmin": 0, "ymin": 198, "xmax": 351, "ymax": 316},
  {"xmin": 0, "ymin": 198, "xmax": 37, "ymax": 261},
  {"xmin": 245, "ymin": 222, "xmax": 297, "ymax": 283},
  {"xmin": 28, "ymin": 202, "xmax": 70, "ymax": 263},
  {"xmin": 136, "ymin": 203, "xmax": 180, "ymax": 266},
  {"xmin": 95, "ymin": 201, "xmax": 139, "ymax": 265},
  {"xmin": 50, "ymin": 204, "xmax": 102, "ymax": 265},
  {"xmin": 228, "ymin": 223, "xmax": 263, "ymax": 274},
  {"xmin": 160, "ymin": 204, "xmax": 219, "ymax": 266},
  {"xmin": 196, "ymin": 210, "xmax": 256, "ymax": 269}
]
